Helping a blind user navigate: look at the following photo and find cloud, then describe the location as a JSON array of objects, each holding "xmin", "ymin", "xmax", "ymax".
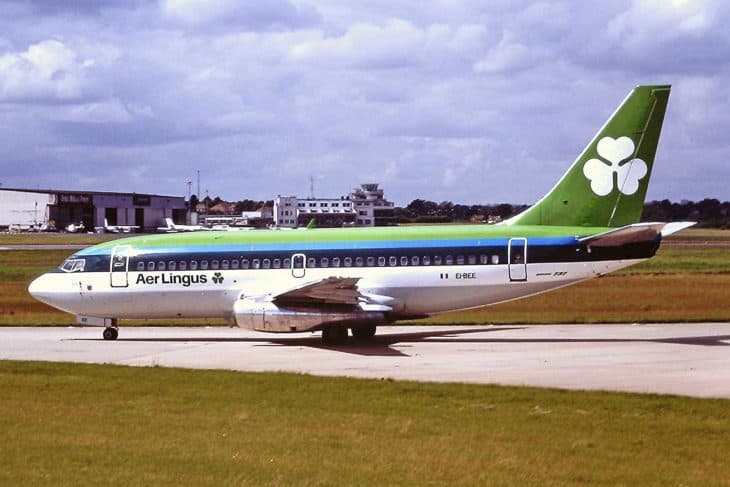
[
  {"xmin": 0, "ymin": 40, "xmax": 91, "ymax": 102},
  {"xmin": 0, "ymin": 1, "xmax": 728, "ymax": 204}
]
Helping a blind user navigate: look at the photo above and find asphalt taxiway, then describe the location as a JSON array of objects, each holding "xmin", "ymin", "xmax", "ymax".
[{"xmin": 1, "ymin": 323, "xmax": 729, "ymax": 398}]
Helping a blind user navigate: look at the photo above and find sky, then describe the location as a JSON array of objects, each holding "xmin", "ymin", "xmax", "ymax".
[{"xmin": 0, "ymin": 0, "xmax": 728, "ymax": 206}]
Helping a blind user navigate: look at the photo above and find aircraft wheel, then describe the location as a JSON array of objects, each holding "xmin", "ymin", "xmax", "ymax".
[
  {"xmin": 322, "ymin": 326, "xmax": 348, "ymax": 345},
  {"xmin": 103, "ymin": 327, "xmax": 118, "ymax": 341},
  {"xmin": 351, "ymin": 325, "xmax": 376, "ymax": 341}
]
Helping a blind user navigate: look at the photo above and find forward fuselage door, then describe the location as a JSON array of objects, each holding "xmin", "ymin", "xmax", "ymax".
[
  {"xmin": 110, "ymin": 245, "xmax": 130, "ymax": 288},
  {"xmin": 508, "ymin": 238, "xmax": 527, "ymax": 282},
  {"xmin": 291, "ymin": 253, "xmax": 306, "ymax": 278}
]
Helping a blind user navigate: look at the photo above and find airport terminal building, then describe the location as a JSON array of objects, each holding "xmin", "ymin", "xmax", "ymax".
[{"xmin": 0, "ymin": 188, "xmax": 187, "ymax": 232}]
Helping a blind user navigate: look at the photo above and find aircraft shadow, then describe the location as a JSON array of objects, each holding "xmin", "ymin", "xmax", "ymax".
[
  {"xmin": 75, "ymin": 327, "xmax": 523, "ymax": 357},
  {"xmin": 73, "ymin": 328, "xmax": 730, "ymax": 357}
]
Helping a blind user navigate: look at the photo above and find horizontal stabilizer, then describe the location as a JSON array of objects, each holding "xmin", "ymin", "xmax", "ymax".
[
  {"xmin": 660, "ymin": 221, "xmax": 696, "ymax": 237},
  {"xmin": 579, "ymin": 221, "xmax": 694, "ymax": 248}
]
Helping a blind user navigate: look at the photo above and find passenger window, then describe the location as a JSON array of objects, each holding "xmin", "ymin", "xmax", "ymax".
[
  {"xmin": 378, "ymin": 256, "xmax": 386, "ymax": 267},
  {"xmin": 367, "ymin": 256, "xmax": 375, "ymax": 267},
  {"xmin": 332, "ymin": 257, "xmax": 341, "ymax": 267},
  {"xmin": 456, "ymin": 255, "xmax": 465, "ymax": 265},
  {"xmin": 480, "ymin": 255, "xmax": 489, "ymax": 265},
  {"xmin": 222, "ymin": 260, "xmax": 230, "ymax": 270},
  {"xmin": 158, "ymin": 261, "xmax": 166, "ymax": 271},
  {"xmin": 273, "ymin": 259, "xmax": 281, "ymax": 269},
  {"xmin": 434, "ymin": 256, "xmax": 443, "ymax": 265},
  {"xmin": 179, "ymin": 261, "xmax": 187, "ymax": 271},
  {"xmin": 283, "ymin": 258, "xmax": 291, "ymax": 268},
  {"xmin": 491, "ymin": 255, "xmax": 500, "ymax": 265},
  {"xmin": 136, "ymin": 262, "xmax": 144, "ymax": 271},
  {"xmin": 252, "ymin": 259, "xmax": 260, "ymax": 269},
  {"xmin": 190, "ymin": 260, "xmax": 198, "ymax": 270},
  {"xmin": 241, "ymin": 259, "xmax": 249, "ymax": 269},
  {"xmin": 231, "ymin": 259, "xmax": 240, "ymax": 269},
  {"xmin": 200, "ymin": 260, "xmax": 209, "ymax": 270},
  {"xmin": 147, "ymin": 262, "xmax": 155, "ymax": 271},
  {"xmin": 411, "ymin": 256, "xmax": 420, "ymax": 266},
  {"xmin": 355, "ymin": 257, "xmax": 364, "ymax": 267},
  {"xmin": 168, "ymin": 261, "xmax": 176, "ymax": 271},
  {"xmin": 389, "ymin": 256, "xmax": 397, "ymax": 266},
  {"xmin": 423, "ymin": 256, "xmax": 431, "ymax": 266},
  {"xmin": 344, "ymin": 257, "xmax": 353, "ymax": 267},
  {"xmin": 400, "ymin": 256, "xmax": 408, "ymax": 266},
  {"xmin": 263, "ymin": 259, "xmax": 271, "ymax": 269},
  {"xmin": 211, "ymin": 260, "xmax": 219, "ymax": 270},
  {"xmin": 468, "ymin": 255, "xmax": 476, "ymax": 265},
  {"xmin": 307, "ymin": 257, "xmax": 317, "ymax": 268},
  {"xmin": 321, "ymin": 257, "xmax": 329, "ymax": 268},
  {"xmin": 445, "ymin": 255, "xmax": 454, "ymax": 265}
]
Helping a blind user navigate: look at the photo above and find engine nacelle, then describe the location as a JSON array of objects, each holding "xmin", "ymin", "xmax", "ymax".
[{"xmin": 233, "ymin": 299, "xmax": 384, "ymax": 333}]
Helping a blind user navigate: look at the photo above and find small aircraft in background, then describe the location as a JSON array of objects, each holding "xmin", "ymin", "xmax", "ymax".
[
  {"xmin": 103, "ymin": 219, "xmax": 140, "ymax": 234},
  {"xmin": 156, "ymin": 217, "xmax": 210, "ymax": 233},
  {"xmin": 64, "ymin": 222, "xmax": 85, "ymax": 233}
]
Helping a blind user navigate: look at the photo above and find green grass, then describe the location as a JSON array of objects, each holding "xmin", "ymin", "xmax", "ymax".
[
  {"xmin": 0, "ymin": 361, "xmax": 727, "ymax": 486},
  {"xmin": 0, "ymin": 233, "xmax": 123, "ymax": 245},
  {"xmin": 664, "ymin": 228, "xmax": 730, "ymax": 242}
]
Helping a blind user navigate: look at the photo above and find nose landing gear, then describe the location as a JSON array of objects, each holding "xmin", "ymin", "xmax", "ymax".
[{"xmin": 103, "ymin": 326, "xmax": 119, "ymax": 340}]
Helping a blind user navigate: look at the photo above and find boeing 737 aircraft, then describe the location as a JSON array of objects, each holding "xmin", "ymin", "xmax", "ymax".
[{"xmin": 29, "ymin": 85, "xmax": 693, "ymax": 343}]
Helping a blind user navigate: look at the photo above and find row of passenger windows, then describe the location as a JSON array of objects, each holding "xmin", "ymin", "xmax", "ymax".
[{"xmin": 134, "ymin": 254, "xmax": 502, "ymax": 272}]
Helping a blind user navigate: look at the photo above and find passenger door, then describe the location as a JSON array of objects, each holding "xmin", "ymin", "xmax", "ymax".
[
  {"xmin": 508, "ymin": 238, "xmax": 527, "ymax": 282},
  {"xmin": 291, "ymin": 253, "xmax": 306, "ymax": 278},
  {"xmin": 110, "ymin": 245, "xmax": 130, "ymax": 288}
]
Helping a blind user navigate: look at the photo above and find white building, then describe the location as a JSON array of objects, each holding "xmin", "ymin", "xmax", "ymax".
[
  {"xmin": 350, "ymin": 183, "xmax": 395, "ymax": 226},
  {"xmin": 272, "ymin": 183, "xmax": 395, "ymax": 228},
  {"xmin": 273, "ymin": 196, "xmax": 298, "ymax": 227}
]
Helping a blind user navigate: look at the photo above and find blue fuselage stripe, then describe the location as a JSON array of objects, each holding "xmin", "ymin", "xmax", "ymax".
[{"xmin": 78, "ymin": 236, "xmax": 578, "ymax": 257}]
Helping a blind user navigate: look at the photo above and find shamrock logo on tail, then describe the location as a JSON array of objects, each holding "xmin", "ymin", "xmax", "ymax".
[
  {"xmin": 583, "ymin": 136, "xmax": 647, "ymax": 196},
  {"xmin": 212, "ymin": 272, "xmax": 224, "ymax": 284}
]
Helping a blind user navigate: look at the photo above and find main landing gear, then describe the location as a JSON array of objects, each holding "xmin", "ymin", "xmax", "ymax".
[
  {"xmin": 321, "ymin": 324, "xmax": 377, "ymax": 345},
  {"xmin": 103, "ymin": 326, "xmax": 118, "ymax": 341}
]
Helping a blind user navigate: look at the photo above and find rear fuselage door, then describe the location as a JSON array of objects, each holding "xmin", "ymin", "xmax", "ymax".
[
  {"xmin": 508, "ymin": 238, "xmax": 527, "ymax": 282},
  {"xmin": 291, "ymin": 253, "xmax": 306, "ymax": 278},
  {"xmin": 110, "ymin": 245, "xmax": 130, "ymax": 288}
]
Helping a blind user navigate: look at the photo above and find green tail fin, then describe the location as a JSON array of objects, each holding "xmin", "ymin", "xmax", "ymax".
[{"xmin": 509, "ymin": 85, "xmax": 671, "ymax": 227}]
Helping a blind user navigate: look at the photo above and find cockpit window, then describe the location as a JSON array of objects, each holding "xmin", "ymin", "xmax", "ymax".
[{"xmin": 60, "ymin": 258, "xmax": 86, "ymax": 273}]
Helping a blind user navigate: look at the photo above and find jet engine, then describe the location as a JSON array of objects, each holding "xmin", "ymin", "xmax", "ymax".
[{"xmin": 233, "ymin": 299, "xmax": 384, "ymax": 332}]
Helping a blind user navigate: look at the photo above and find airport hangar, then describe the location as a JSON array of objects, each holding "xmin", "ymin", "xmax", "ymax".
[{"xmin": 0, "ymin": 187, "xmax": 187, "ymax": 232}]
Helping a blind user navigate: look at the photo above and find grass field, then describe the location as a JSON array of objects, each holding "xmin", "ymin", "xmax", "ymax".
[
  {"xmin": 1, "ymin": 229, "xmax": 729, "ymax": 325},
  {"xmin": 1, "ymin": 361, "xmax": 728, "ymax": 485}
]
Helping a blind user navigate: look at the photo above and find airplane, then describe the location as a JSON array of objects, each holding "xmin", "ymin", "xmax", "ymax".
[
  {"xmin": 156, "ymin": 217, "xmax": 210, "ymax": 233},
  {"xmin": 103, "ymin": 218, "xmax": 140, "ymax": 234},
  {"xmin": 64, "ymin": 222, "xmax": 85, "ymax": 233},
  {"xmin": 29, "ymin": 85, "xmax": 694, "ymax": 344}
]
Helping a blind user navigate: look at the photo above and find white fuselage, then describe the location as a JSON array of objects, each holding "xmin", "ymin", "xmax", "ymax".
[{"xmin": 29, "ymin": 258, "xmax": 643, "ymax": 322}]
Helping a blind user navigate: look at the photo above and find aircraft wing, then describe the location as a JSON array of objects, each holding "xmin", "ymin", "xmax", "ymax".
[
  {"xmin": 273, "ymin": 277, "xmax": 362, "ymax": 307},
  {"xmin": 579, "ymin": 222, "xmax": 695, "ymax": 247},
  {"xmin": 269, "ymin": 276, "xmax": 394, "ymax": 312}
]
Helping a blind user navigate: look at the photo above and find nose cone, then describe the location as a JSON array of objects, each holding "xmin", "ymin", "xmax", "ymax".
[{"xmin": 28, "ymin": 274, "xmax": 52, "ymax": 305}]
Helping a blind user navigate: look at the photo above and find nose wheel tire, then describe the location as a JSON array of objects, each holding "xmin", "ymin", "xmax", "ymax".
[{"xmin": 103, "ymin": 327, "xmax": 118, "ymax": 341}]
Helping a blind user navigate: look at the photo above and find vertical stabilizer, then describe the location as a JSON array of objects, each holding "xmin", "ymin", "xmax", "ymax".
[{"xmin": 508, "ymin": 85, "xmax": 670, "ymax": 227}]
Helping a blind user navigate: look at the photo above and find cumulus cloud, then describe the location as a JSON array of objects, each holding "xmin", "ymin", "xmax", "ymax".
[{"xmin": 0, "ymin": 40, "xmax": 91, "ymax": 102}]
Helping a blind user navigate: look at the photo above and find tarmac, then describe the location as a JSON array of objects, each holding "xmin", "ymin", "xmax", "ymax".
[{"xmin": 1, "ymin": 323, "xmax": 729, "ymax": 398}]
